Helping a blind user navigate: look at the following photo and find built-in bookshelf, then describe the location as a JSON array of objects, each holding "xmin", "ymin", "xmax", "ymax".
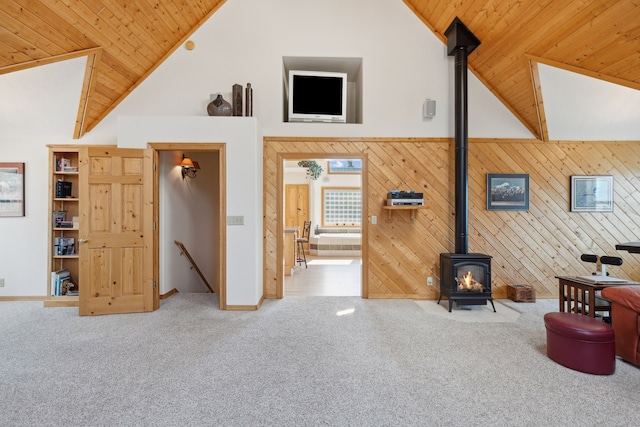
[{"xmin": 46, "ymin": 146, "xmax": 80, "ymax": 307}]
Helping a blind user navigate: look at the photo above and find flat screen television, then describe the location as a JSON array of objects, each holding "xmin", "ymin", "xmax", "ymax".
[{"xmin": 288, "ymin": 70, "xmax": 347, "ymax": 123}]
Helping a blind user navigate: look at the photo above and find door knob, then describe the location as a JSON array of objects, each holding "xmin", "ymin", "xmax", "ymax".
[{"xmin": 78, "ymin": 238, "xmax": 88, "ymax": 243}]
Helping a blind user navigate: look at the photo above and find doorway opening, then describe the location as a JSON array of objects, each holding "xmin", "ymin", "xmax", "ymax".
[
  {"xmin": 280, "ymin": 155, "xmax": 366, "ymax": 297},
  {"xmin": 149, "ymin": 143, "xmax": 227, "ymax": 309}
]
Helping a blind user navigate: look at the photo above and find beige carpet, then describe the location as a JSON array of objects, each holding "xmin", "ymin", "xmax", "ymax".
[
  {"xmin": 414, "ymin": 298, "xmax": 523, "ymax": 322},
  {"xmin": 3, "ymin": 296, "xmax": 639, "ymax": 426}
]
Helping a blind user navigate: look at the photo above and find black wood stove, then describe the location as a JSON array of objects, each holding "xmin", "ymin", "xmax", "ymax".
[
  {"xmin": 437, "ymin": 18, "xmax": 495, "ymax": 313},
  {"xmin": 438, "ymin": 253, "xmax": 495, "ymax": 312}
]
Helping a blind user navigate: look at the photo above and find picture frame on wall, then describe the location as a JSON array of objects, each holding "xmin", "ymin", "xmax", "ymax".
[
  {"xmin": 0, "ymin": 162, "xmax": 25, "ymax": 217},
  {"xmin": 327, "ymin": 159, "xmax": 362, "ymax": 174},
  {"xmin": 487, "ymin": 173, "xmax": 529, "ymax": 211},
  {"xmin": 570, "ymin": 175, "xmax": 614, "ymax": 212}
]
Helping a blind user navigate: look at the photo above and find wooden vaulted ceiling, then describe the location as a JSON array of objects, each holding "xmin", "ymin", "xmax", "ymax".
[
  {"xmin": 405, "ymin": 0, "xmax": 640, "ymax": 140},
  {"xmin": 0, "ymin": 0, "xmax": 227, "ymax": 138},
  {"xmin": 1, "ymin": 1, "xmax": 638, "ymax": 140}
]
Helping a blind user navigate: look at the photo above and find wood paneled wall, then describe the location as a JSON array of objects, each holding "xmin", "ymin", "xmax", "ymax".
[{"xmin": 264, "ymin": 137, "xmax": 640, "ymax": 300}]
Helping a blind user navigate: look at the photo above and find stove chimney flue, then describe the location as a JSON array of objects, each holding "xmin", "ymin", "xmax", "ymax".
[{"xmin": 444, "ymin": 18, "xmax": 480, "ymax": 254}]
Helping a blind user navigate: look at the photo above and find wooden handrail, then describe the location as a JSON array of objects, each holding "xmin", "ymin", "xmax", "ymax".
[{"xmin": 174, "ymin": 240, "xmax": 215, "ymax": 293}]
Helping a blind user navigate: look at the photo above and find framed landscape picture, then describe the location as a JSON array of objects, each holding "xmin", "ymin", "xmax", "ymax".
[
  {"xmin": 571, "ymin": 175, "xmax": 613, "ymax": 212},
  {"xmin": 0, "ymin": 162, "xmax": 25, "ymax": 217},
  {"xmin": 487, "ymin": 173, "xmax": 529, "ymax": 211}
]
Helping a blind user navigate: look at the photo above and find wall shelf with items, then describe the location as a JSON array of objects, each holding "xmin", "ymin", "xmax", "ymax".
[
  {"xmin": 46, "ymin": 146, "xmax": 81, "ymax": 307},
  {"xmin": 382, "ymin": 205, "xmax": 428, "ymax": 222}
]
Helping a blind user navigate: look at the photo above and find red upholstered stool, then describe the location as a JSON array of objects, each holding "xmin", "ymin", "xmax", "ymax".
[{"xmin": 543, "ymin": 312, "xmax": 615, "ymax": 375}]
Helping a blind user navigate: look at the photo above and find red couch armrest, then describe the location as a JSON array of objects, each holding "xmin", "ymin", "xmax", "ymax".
[{"xmin": 601, "ymin": 285, "xmax": 640, "ymax": 312}]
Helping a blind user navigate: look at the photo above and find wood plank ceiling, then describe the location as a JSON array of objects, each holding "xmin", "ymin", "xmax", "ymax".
[
  {"xmin": 405, "ymin": 0, "xmax": 640, "ymax": 140},
  {"xmin": 1, "ymin": 1, "xmax": 638, "ymax": 140}
]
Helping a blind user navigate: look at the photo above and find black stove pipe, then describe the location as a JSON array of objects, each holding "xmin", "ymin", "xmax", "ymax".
[
  {"xmin": 454, "ymin": 46, "xmax": 469, "ymax": 254},
  {"xmin": 445, "ymin": 17, "xmax": 480, "ymax": 255}
]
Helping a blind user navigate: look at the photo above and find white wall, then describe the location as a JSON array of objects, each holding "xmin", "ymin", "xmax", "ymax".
[
  {"xmin": 0, "ymin": 138, "xmax": 49, "ymax": 296},
  {"xmin": 102, "ymin": 0, "xmax": 532, "ymax": 140},
  {"xmin": 538, "ymin": 64, "xmax": 640, "ymax": 141},
  {"xmin": 0, "ymin": 58, "xmax": 107, "ymax": 297},
  {"xmin": 119, "ymin": 116, "xmax": 263, "ymax": 306},
  {"xmin": 160, "ymin": 151, "xmax": 217, "ymax": 294}
]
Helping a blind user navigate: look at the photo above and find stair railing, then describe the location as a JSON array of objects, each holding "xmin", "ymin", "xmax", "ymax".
[{"xmin": 174, "ymin": 240, "xmax": 215, "ymax": 293}]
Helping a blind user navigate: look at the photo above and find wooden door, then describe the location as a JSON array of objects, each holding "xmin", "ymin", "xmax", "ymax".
[
  {"xmin": 285, "ymin": 184, "xmax": 309, "ymax": 232},
  {"xmin": 78, "ymin": 146, "xmax": 155, "ymax": 316}
]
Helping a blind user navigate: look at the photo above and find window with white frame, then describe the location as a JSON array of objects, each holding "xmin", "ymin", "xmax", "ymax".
[{"xmin": 322, "ymin": 187, "xmax": 361, "ymax": 227}]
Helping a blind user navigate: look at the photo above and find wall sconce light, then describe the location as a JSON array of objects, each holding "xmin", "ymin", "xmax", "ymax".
[{"xmin": 180, "ymin": 154, "xmax": 200, "ymax": 179}]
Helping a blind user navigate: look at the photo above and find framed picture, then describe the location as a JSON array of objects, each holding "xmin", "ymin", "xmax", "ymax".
[
  {"xmin": 571, "ymin": 175, "xmax": 613, "ymax": 212},
  {"xmin": 487, "ymin": 173, "xmax": 529, "ymax": 211},
  {"xmin": 0, "ymin": 162, "xmax": 25, "ymax": 217},
  {"xmin": 328, "ymin": 159, "xmax": 362, "ymax": 174}
]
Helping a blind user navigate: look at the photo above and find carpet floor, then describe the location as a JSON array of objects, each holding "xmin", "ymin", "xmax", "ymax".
[{"xmin": 1, "ymin": 295, "xmax": 638, "ymax": 426}]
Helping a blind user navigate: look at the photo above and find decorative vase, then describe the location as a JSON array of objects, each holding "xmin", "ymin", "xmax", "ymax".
[
  {"xmin": 245, "ymin": 83, "xmax": 253, "ymax": 117},
  {"xmin": 207, "ymin": 94, "xmax": 232, "ymax": 116},
  {"xmin": 232, "ymin": 84, "xmax": 243, "ymax": 116}
]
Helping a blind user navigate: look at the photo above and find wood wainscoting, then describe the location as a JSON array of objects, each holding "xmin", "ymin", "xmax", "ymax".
[{"xmin": 263, "ymin": 137, "xmax": 640, "ymax": 302}]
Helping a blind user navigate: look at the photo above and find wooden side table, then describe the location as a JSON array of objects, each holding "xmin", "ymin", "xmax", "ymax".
[{"xmin": 556, "ymin": 276, "xmax": 640, "ymax": 319}]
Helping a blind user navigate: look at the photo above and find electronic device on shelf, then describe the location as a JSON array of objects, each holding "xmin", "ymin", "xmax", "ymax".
[{"xmin": 386, "ymin": 190, "xmax": 424, "ymax": 206}]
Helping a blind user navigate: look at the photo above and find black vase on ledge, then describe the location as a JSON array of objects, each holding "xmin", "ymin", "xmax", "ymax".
[{"xmin": 207, "ymin": 94, "xmax": 232, "ymax": 116}]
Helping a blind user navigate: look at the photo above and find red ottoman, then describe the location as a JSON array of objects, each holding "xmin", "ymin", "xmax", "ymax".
[{"xmin": 543, "ymin": 312, "xmax": 615, "ymax": 375}]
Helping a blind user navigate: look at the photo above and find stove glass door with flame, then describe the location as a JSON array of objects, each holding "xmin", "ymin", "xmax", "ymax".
[{"xmin": 455, "ymin": 264, "xmax": 488, "ymax": 292}]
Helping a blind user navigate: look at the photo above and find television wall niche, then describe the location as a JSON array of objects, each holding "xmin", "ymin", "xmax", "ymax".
[{"xmin": 282, "ymin": 56, "xmax": 363, "ymax": 124}]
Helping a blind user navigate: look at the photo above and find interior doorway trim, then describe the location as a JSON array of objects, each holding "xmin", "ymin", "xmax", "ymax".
[
  {"xmin": 148, "ymin": 143, "xmax": 227, "ymax": 309},
  {"xmin": 276, "ymin": 151, "xmax": 368, "ymax": 299}
]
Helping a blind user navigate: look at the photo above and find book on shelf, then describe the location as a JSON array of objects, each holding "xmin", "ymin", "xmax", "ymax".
[
  {"xmin": 63, "ymin": 166, "xmax": 78, "ymax": 172},
  {"xmin": 55, "ymin": 157, "xmax": 72, "ymax": 172},
  {"xmin": 54, "ymin": 237, "xmax": 75, "ymax": 255},
  {"xmin": 61, "ymin": 237, "xmax": 75, "ymax": 255},
  {"xmin": 55, "ymin": 180, "xmax": 73, "ymax": 198},
  {"xmin": 59, "ymin": 277, "xmax": 74, "ymax": 295},
  {"xmin": 50, "ymin": 269, "xmax": 71, "ymax": 296},
  {"xmin": 53, "ymin": 210, "xmax": 67, "ymax": 227}
]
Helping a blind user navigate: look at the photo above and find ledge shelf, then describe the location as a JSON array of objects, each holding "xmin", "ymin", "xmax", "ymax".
[{"xmin": 382, "ymin": 205, "xmax": 428, "ymax": 221}]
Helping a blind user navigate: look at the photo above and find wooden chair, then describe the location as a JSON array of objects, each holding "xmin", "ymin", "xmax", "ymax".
[{"xmin": 296, "ymin": 221, "xmax": 311, "ymax": 268}]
